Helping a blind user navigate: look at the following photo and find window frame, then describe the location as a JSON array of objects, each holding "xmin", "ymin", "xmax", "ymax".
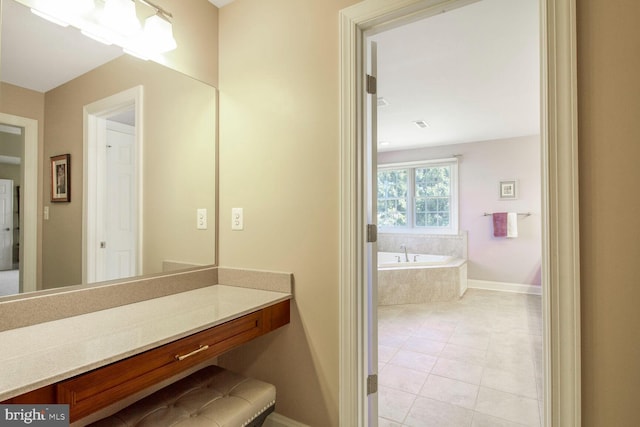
[{"xmin": 378, "ymin": 157, "xmax": 459, "ymax": 235}]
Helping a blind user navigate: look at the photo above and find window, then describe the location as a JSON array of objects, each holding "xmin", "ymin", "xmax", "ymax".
[{"xmin": 377, "ymin": 159, "xmax": 458, "ymax": 234}]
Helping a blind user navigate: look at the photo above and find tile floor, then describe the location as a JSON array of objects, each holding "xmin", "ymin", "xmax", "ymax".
[
  {"xmin": 0, "ymin": 269, "xmax": 19, "ymax": 297},
  {"xmin": 378, "ymin": 289, "xmax": 543, "ymax": 427}
]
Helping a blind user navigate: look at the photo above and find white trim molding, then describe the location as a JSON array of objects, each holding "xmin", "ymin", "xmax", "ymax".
[
  {"xmin": 264, "ymin": 413, "xmax": 310, "ymax": 427},
  {"xmin": 339, "ymin": 1, "xmax": 580, "ymax": 426},
  {"xmin": 468, "ymin": 279, "xmax": 542, "ymax": 296},
  {"xmin": 540, "ymin": 0, "xmax": 581, "ymax": 425}
]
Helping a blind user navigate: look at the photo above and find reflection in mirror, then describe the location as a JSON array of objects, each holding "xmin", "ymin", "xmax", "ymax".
[
  {"xmin": 0, "ymin": 124, "xmax": 23, "ymax": 296},
  {"xmin": 0, "ymin": 0, "xmax": 217, "ymax": 297}
]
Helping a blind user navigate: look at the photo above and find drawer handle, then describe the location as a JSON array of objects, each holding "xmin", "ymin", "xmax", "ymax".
[{"xmin": 175, "ymin": 345, "xmax": 209, "ymax": 361}]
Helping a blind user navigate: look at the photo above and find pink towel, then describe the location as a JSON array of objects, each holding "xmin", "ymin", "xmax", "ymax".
[{"xmin": 493, "ymin": 212, "xmax": 507, "ymax": 237}]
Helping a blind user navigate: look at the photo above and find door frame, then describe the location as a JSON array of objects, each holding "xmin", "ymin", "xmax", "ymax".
[
  {"xmin": 0, "ymin": 113, "xmax": 38, "ymax": 293},
  {"xmin": 83, "ymin": 86, "xmax": 143, "ymax": 283},
  {"xmin": 338, "ymin": 0, "xmax": 580, "ymax": 426}
]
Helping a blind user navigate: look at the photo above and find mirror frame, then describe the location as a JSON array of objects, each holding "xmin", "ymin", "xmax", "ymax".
[{"xmin": 0, "ymin": 0, "xmax": 220, "ymax": 299}]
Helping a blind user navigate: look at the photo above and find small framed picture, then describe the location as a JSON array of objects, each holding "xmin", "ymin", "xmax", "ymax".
[
  {"xmin": 499, "ymin": 180, "xmax": 517, "ymax": 200},
  {"xmin": 51, "ymin": 154, "xmax": 71, "ymax": 202}
]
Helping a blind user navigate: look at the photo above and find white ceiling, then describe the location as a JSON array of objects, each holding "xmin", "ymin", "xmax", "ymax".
[
  {"xmin": 372, "ymin": 0, "xmax": 540, "ymax": 151},
  {"xmin": 208, "ymin": 0, "xmax": 235, "ymax": 7},
  {"xmin": 0, "ymin": 0, "xmax": 124, "ymax": 92},
  {"xmin": 1, "ymin": 0, "xmax": 537, "ymax": 151}
]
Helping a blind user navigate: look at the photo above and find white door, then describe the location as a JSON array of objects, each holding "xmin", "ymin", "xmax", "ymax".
[
  {"xmin": 84, "ymin": 87, "xmax": 142, "ymax": 284},
  {"xmin": 0, "ymin": 179, "xmax": 14, "ymax": 271},
  {"xmin": 102, "ymin": 121, "xmax": 137, "ymax": 281},
  {"xmin": 365, "ymin": 40, "xmax": 379, "ymax": 425}
]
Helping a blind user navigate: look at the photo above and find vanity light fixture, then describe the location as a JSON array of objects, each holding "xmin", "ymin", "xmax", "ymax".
[
  {"xmin": 29, "ymin": 0, "xmax": 95, "ymax": 27},
  {"xmin": 122, "ymin": 0, "xmax": 176, "ymax": 58},
  {"xmin": 24, "ymin": 0, "xmax": 177, "ymax": 60},
  {"xmin": 101, "ymin": 0, "xmax": 141, "ymax": 37},
  {"xmin": 140, "ymin": 11, "xmax": 177, "ymax": 53}
]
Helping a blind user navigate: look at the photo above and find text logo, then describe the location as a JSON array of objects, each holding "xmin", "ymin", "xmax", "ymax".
[{"xmin": 0, "ymin": 405, "xmax": 68, "ymax": 426}]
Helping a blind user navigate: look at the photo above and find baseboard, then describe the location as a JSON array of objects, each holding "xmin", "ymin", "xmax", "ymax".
[
  {"xmin": 468, "ymin": 279, "xmax": 542, "ymax": 295},
  {"xmin": 264, "ymin": 412, "xmax": 310, "ymax": 427}
]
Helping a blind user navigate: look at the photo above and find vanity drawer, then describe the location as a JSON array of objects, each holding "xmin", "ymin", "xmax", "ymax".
[{"xmin": 56, "ymin": 300, "xmax": 289, "ymax": 422}]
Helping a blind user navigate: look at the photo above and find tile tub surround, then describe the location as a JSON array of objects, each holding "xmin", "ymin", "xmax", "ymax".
[
  {"xmin": 0, "ymin": 285, "xmax": 292, "ymax": 401},
  {"xmin": 378, "ymin": 289, "xmax": 543, "ymax": 426},
  {"xmin": 379, "ymin": 260, "xmax": 467, "ymax": 305},
  {"xmin": 0, "ymin": 266, "xmax": 293, "ymax": 331},
  {"xmin": 378, "ymin": 232, "xmax": 468, "ymax": 260}
]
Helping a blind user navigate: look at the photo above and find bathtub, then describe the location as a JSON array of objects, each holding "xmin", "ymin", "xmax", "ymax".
[
  {"xmin": 377, "ymin": 251, "xmax": 467, "ymax": 305},
  {"xmin": 378, "ymin": 252, "xmax": 454, "ymax": 268}
]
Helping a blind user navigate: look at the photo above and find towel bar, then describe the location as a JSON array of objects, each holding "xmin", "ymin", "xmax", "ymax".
[{"xmin": 483, "ymin": 212, "xmax": 531, "ymax": 217}]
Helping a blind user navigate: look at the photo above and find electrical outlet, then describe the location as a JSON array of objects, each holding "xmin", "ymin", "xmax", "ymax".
[
  {"xmin": 197, "ymin": 208, "xmax": 207, "ymax": 230},
  {"xmin": 232, "ymin": 208, "xmax": 243, "ymax": 230}
]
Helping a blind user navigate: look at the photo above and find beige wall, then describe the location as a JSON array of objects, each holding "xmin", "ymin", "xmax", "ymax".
[
  {"xmin": 218, "ymin": 0, "xmax": 640, "ymax": 425},
  {"xmin": 0, "ymin": 131, "xmax": 23, "ymax": 157},
  {"xmin": 217, "ymin": 0, "xmax": 359, "ymax": 425},
  {"xmin": 577, "ymin": 1, "xmax": 640, "ymax": 425},
  {"xmin": 42, "ymin": 56, "xmax": 216, "ymax": 289},
  {"xmin": 0, "ymin": 163, "xmax": 20, "ymax": 183},
  {"xmin": 156, "ymin": 0, "xmax": 219, "ymax": 87}
]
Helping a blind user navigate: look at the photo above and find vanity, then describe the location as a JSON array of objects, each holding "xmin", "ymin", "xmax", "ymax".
[
  {"xmin": 0, "ymin": 1, "xmax": 282, "ymax": 424},
  {"xmin": 0, "ymin": 267, "xmax": 292, "ymax": 424}
]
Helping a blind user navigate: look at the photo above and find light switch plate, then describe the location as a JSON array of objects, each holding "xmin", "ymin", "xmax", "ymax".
[
  {"xmin": 232, "ymin": 208, "xmax": 243, "ymax": 230},
  {"xmin": 197, "ymin": 208, "xmax": 207, "ymax": 230}
]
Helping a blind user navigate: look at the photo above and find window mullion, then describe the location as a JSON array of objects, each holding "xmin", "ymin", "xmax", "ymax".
[{"xmin": 408, "ymin": 167, "xmax": 415, "ymax": 228}]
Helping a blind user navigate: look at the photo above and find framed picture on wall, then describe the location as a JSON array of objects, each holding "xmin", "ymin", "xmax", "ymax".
[
  {"xmin": 51, "ymin": 154, "xmax": 71, "ymax": 202},
  {"xmin": 499, "ymin": 180, "xmax": 517, "ymax": 200}
]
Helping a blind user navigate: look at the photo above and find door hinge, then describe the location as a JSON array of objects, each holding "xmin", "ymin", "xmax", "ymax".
[
  {"xmin": 367, "ymin": 374, "xmax": 378, "ymax": 395},
  {"xmin": 366, "ymin": 224, "xmax": 377, "ymax": 243},
  {"xmin": 366, "ymin": 74, "xmax": 377, "ymax": 95},
  {"xmin": 100, "ymin": 241, "xmax": 107, "ymax": 249}
]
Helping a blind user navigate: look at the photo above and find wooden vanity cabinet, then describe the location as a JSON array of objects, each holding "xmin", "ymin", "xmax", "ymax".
[{"xmin": 2, "ymin": 299, "xmax": 290, "ymax": 423}]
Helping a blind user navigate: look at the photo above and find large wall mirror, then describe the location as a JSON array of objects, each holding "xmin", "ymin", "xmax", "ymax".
[{"xmin": 0, "ymin": 0, "xmax": 217, "ymax": 297}]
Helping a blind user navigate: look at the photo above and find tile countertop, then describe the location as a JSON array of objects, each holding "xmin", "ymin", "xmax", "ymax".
[{"xmin": 0, "ymin": 285, "xmax": 291, "ymax": 401}]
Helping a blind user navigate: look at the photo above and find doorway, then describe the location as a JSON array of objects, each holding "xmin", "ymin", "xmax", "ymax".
[
  {"xmin": 338, "ymin": 1, "xmax": 580, "ymax": 426},
  {"xmin": 371, "ymin": 1, "xmax": 542, "ymax": 424},
  {"xmin": 0, "ymin": 114, "xmax": 38, "ymax": 295},
  {"xmin": 83, "ymin": 86, "xmax": 143, "ymax": 284},
  {"xmin": 0, "ymin": 178, "xmax": 15, "ymax": 269}
]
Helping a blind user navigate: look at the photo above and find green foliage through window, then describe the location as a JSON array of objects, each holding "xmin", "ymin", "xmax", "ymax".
[
  {"xmin": 377, "ymin": 169, "xmax": 408, "ymax": 226},
  {"xmin": 377, "ymin": 163, "xmax": 454, "ymax": 230}
]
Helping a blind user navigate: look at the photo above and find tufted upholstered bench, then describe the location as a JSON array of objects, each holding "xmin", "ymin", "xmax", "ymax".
[{"xmin": 89, "ymin": 365, "xmax": 275, "ymax": 427}]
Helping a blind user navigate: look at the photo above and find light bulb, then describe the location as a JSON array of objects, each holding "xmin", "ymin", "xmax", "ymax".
[
  {"xmin": 143, "ymin": 14, "xmax": 177, "ymax": 53},
  {"xmin": 101, "ymin": 0, "xmax": 141, "ymax": 37}
]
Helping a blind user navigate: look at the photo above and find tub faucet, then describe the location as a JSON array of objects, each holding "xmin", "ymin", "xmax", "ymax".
[{"xmin": 400, "ymin": 244, "xmax": 409, "ymax": 262}]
